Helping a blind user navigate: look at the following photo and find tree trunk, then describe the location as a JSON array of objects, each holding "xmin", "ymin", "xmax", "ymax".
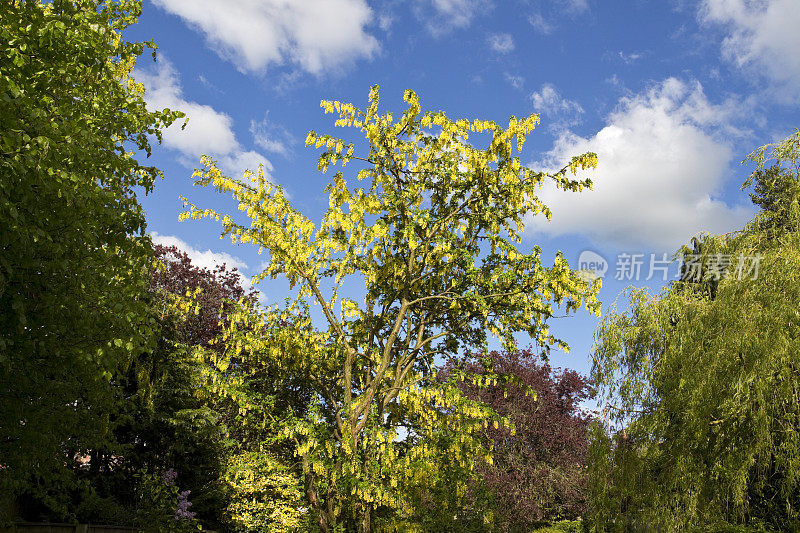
[
  {"xmin": 317, "ymin": 513, "xmax": 331, "ymax": 533},
  {"xmin": 303, "ymin": 457, "xmax": 331, "ymax": 533},
  {"xmin": 359, "ymin": 504, "xmax": 371, "ymax": 533},
  {"xmin": 307, "ymin": 488, "xmax": 331, "ymax": 533}
]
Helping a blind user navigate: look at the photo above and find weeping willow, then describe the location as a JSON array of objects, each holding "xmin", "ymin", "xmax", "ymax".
[{"xmin": 589, "ymin": 130, "xmax": 800, "ymax": 531}]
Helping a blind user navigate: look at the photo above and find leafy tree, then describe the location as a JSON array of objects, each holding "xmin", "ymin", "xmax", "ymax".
[
  {"xmin": 744, "ymin": 131, "xmax": 800, "ymax": 242},
  {"xmin": 95, "ymin": 244, "xmax": 256, "ymax": 528},
  {"xmin": 223, "ymin": 451, "xmax": 310, "ymax": 533},
  {"xmin": 440, "ymin": 349, "xmax": 594, "ymax": 532},
  {"xmin": 147, "ymin": 245, "xmax": 310, "ymax": 532},
  {"xmin": 0, "ymin": 0, "xmax": 181, "ymax": 517},
  {"xmin": 208, "ymin": 313, "xmax": 317, "ymax": 533},
  {"xmin": 184, "ymin": 86, "xmax": 600, "ymax": 531},
  {"xmin": 13, "ymin": 242, "xmax": 253, "ymax": 528},
  {"xmin": 588, "ymin": 130, "xmax": 800, "ymax": 531},
  {"xmin": 149, "ymin": 244, "xmax": 257, "ymax": 347}
]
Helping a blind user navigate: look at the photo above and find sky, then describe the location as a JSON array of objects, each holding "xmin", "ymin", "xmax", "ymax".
[{"xmin": 127, "ymin": 0, "xmax": 800, "ymax": 378}]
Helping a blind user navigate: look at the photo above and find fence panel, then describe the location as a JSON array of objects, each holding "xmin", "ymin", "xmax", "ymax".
[{"xmin": 0, "ymin": 523, "xmax": 138, "ymax": 533}]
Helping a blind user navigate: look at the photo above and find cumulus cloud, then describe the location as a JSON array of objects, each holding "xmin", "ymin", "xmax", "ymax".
[
  {"xmin": 151, "ymin": 232, "xmax": 268, "ymax": 302},
  {"xmin": 135, "ymin": 59, "xmax": 273, "ymax": 178},
  {"xmin": 151, "ymin": 0, "xmax": 378, "ymax": 75},
  {"xmin": 530, "ymin": 84, "xmax": 584, "ymax": 125},
  {"xmin": 528, "ymin": 78, "xmax": 754, "ymax": 250},
  {"xmin": 700, "ymin": 0, "xmax": 800, "ymax": 99},
  {"xmin": 488, "ymin": 33, "xmax": 515, "ymax": 53},
  {"xmin": 135, "ymin": 61, "xmax": 237, "ymax": 156},
  {"xmin": 219, "ymin": 150, "xmax": 275, "ymax": 180},
  {"xmin": 152, "ymin": 232, "xmax": 247, "ymax": 273}
]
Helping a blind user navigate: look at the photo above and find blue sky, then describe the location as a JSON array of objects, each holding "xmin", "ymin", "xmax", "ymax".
[{"xmin": 128, "ymin": 0, "xmax": 800, "ymax": 378}]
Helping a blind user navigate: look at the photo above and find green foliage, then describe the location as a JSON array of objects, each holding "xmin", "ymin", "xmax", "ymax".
[
  {"xmin": 75, "ymin": 245, "xmax": 252, "ymax": 529},
  {"xmin": 531, "ymin": 520, "xmax": 584, "ymax": 533},
  {"xmin": 135, "ymin": 469, "xmax": 201, "ymax": 533},
  {"xmin": 743, "ymin": 130, "xmax": 800, "ymax": 243},
  {"xmin": 423, "ymin": 350, "xmax": 593, "ymax": 531},
  {"xmin": 223, "ymin": 451, "xmax": 311, "ymax": 532},
  {"xmin": 183, "ymin": 86, "xmax": 599, "ymax": 531},
  {"xmin": 588, "ymin": 130, "xmax": 800, "ymax": 531},
  {"xmin": 0, "ymin": 0, "xmax": 181, "ymax": 512}
]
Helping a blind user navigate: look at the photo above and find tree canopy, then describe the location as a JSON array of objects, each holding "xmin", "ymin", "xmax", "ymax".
[
  {"xmin": 440, "ymin": 349, "xmax": 594, "ymax": 531},
  {"xmin": 588, "ymin": 130, "xmax": 800, "ymax": 531},
  {"xmin": 10, "ymin": 2, "xmax": 799, "ymax": 531},
  {"xmin": 183, "ymin": 85, "xmax": 600, "ymax": 531},
  {"xmin": 0, "ymin": 0, "xmax": 180, "ymax": 513}
]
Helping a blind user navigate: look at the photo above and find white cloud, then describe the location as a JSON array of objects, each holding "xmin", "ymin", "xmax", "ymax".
[
  {"xmin": 617, "ymin": 50, "xmax": 643, "ymax": 64},
  {"xmin": 152, "ymin": 232, "xmax": 247, "ymax": 273},
  {"xmin": 135, "ymin": 59, "xmax": 273, "ymax": 178},
  {"xmin": 504, "ymin": 73, "xmax": 525, "ymax": 90},
  {"xmin": 151, "ymin": 232, "xmax": 265, "ymax": 300},
  {"xmin": 605, "ymin": 74, "xmax": 624, "ymax": 88},
  {"xmin": 197, "ymin": 74, "xmax": 222, "ymax": 94},
  {"xmin": 528, "ymin": 78, "xmax": 754, "ymax": 250},
  {"xmin": 135, "ymin": 60, "xmax": 237, "ymax": 156},
  {"xmin": 415, "ymin": 0, "xmax": 485, "ymax": 34},
  {"xmin": 378, "ymin": 14, "xmax": 394, "ymax": 32},
  {"xmin": 560, "ymin": 0, "xmax": 589, "ymax": 15},
  {"xmin": 488, "ymin": 33, "xmax": 515, "ymax": 53},
  {"xmin": 529, "ymin": 12, "xmax": 555, "ymax": 34},
  {"xmin": 151, "ymin": 0, "xmax": 379, "ymax": 75},
  {"xmin": 700, "ymin": 0, "xmax": 800, "ymax": 99},
  {"xmin": 528, "ymin": 0, "xmax": 588, "ymax": 34},
  {"xmin": 418, "ymin": 0, "xmax": 581, "ymax": 35},
  {"xmin": 530, "ymin": 84, "xmax": 584, "ymax": 123},
  {"xmin": 218, "ymin": 150, "xmax": 274, "ymax": 180},
  {"xmin": 250, "ymin": 112, "xmax": 296, "ymax": 158}
]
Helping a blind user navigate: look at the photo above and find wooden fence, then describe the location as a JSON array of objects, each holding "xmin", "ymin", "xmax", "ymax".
[{"xmin": 0, "ymin": 523, "xmax": 138, "ymax": 533}]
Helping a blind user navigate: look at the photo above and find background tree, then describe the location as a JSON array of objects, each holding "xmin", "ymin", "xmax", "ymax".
[
  {"xmin": 439, "ymin": 349, "xmax": 594, "ymax": 532},
  {"xmin": 9, "ymin": 242, "xmax": 254, "ymax": 528},
  {"xmin": 745, "ymin": 131, "xmax": 800, "ymax": 242},
  {"xmin": 97, "ymin": 244, "xmax": 256, "ymax": 528},
  {"xmin": 184, "ymin": 85, "xmax": 600, "ymax": 531},
  {"xmin": 588, "ymin": 130, "xmax": 800, "ymax": 531},
  {"xmin": 0, "ymin": 0, "xmax": 181, "ymax": 520}
]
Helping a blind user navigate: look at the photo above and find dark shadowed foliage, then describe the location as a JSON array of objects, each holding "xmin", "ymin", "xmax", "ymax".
[{"xmin": 440, "ymin": 349, "xmax": 594, "ymax": 531}]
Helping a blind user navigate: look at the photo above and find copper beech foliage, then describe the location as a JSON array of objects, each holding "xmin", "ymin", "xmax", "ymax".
[
  {"xmin": 150, "ymin": 244, "xmax": 257, "ymax": 348},
  {"xmin": 440, "ymin": 349, "xmax": 594, "ymax": 531},
  {"xmin": 182, "ymin": 86, "xmax": 600, "ymax": 531}
]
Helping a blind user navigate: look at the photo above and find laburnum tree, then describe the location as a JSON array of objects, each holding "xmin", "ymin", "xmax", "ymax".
[
  {"xmin": 0, "ymin": 0, "xmax": 181, "ymax": 515},
  {"xmin": 588, "ymin": 130, "xmax": 800, "ymax": 531},
  {"xmin": 439, "ymin": 349, "xmax": 594, "ymax": 531},
  {"xmin": 183, "ymin": 86, "xmax": 600, "ymax": 532},
  {"xmin": 149, "ymin": 245, "xmax": 312, "ymax": 532}
]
